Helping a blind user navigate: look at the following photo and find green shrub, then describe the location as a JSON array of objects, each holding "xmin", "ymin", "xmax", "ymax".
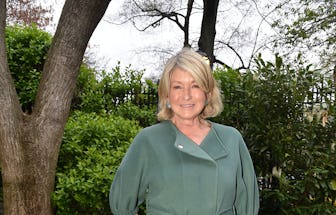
[
  {"xmin": 71, "ymin": 64, "xmax": 103, "ymax": 112},
  {"xmin": 73, "ymin": 63, "xmax": 143, "ymax": 113},
  {"xmin": 5, "ymin": 25, "xmax": 52, "ymax": 112},
  {"xmin": 72, "ymin": 63, "xmax": 158, "ymax": 124},
  {"xmin": 111, "ymin": 102, "xmax": 157, "ymax": 127},
  {"xmin": 53, "ymin": 111, "xmax": 141, "ymax": 214},
  {"xmin": 213, "ymin": 54, "xmax": 336, "ymax": 214}
]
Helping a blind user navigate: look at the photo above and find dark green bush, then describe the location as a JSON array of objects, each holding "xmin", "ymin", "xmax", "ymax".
[
  {"xmin": 72, "ymin": 63, "xmax": 158, "ymax": 127},
  {"xmin": 213, "ymin": 54, "xmax": 336, "ymax": 214},
  {"xmin": 5, "ymin": 25, "xmax": 51, "ymax": 112},
  {"xmin": 71, "ymin": 64, "xmax": 102, "ymax": 111},
  {"xmin": 73, "ymin": 63, "xmax": 144, "ymax": 113},
  {"xmin": 52, "ymin": 111, "xmax": 141, "ymax": 214},
  {"xmin": 111, "ymin": 102, "xmax": 157, "ymax": 127}
]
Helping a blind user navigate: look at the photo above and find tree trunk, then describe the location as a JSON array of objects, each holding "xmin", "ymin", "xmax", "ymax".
[
  {"xmin": 183, "ymin": 0, "xmax": 194, "ymax": 47},
  {"xmin": 198, "ymin": 0, "xmax": 220, "ymax": 67},
  {"xmin": 0, "ymin": 0, "xmax": 111, "ymax": 214}
]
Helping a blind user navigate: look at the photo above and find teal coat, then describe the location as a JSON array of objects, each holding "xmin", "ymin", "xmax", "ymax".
[{"xmin": 109, "ymin": 121, "xmax": 259, "ymax": 215}]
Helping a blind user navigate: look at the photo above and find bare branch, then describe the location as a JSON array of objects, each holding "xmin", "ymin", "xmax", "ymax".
[
  {"xmin": 227, "ymin": 4, "xmax": 253, "ymax": 44},
  {"xmin": 247, "ymin": 0, "xmax": 280, "ymax": 68}
]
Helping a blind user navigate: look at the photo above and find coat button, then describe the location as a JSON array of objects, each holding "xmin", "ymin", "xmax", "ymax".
[{"xmin": 177, "ymin": 144, "xmax": 183, "ymax": 149}]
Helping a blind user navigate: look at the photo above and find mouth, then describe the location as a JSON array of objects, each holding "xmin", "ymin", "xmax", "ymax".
[{"xmin": 180, "ymin": 104, "xmax": 194, "ymax": 108}]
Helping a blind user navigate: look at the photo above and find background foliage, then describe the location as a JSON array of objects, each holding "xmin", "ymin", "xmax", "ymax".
[
  {"xmin": 72, "ymin": 63, "xmax": 158, "ymax": 127},
  {"xmin": 213, "ymin": 54, "xmax": 336, "ymax": 214},
  {"xmin": 5, "ymin": 25, "xmax": 51, "ymax": 112},
  {"xmin": 271, "ymin": 0, "xmax": 336, "ymax": 72},
  {"xmin": 52, "ymin": 111, "xmax": 141, "ymax": 214},
  {"xmin": 4, "ymin": 25, "xmax": 336, "ymax": 215}
]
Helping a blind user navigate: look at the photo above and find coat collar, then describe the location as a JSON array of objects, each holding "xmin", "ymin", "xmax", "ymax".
[{"xmin": 165, "ymin": 120, "xmax": 230, "ymax": 162}]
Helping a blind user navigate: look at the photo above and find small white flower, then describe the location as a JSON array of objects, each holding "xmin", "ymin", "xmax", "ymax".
[
  {"xmin": 272, "ymin": 166, "xmax": 282, "ymax": 178},
  {"xmin": 306, "ymin": 114, "xmax": 314, "ymax": 122}
]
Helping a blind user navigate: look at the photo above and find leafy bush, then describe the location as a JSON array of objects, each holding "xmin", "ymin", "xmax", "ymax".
[
  {"xmin": 72, "ymin": 65, "xmax": 158, "ymax": 127},
  {"xmin": 213, "ymin": 54, "xmax": 336, "ymax": 214},
  {"xmin": 5, "ymin": 25, "xmax": 51, "ymax": 112},
  {"xmin": 72, "ymin": 63, "xmax": 158, "ymax": 127},
  {"xmin": 52, "ymin": 111, "xmax": 141, "ymax": 214},
  {"xmin": 111, "ymin": 102, "xmax": 157, "ymax": 127},
  {"xmin": 71, "ymin": 64, "xmax": 102, "ymax": 111},
  {"xmin": 73, "ymin": 63, "xmax": 144, "ymax": 113}
]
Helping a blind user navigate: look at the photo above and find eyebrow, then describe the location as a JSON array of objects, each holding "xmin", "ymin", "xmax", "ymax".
[{"xmin": 170, "ymin": 80, "xmax": 197, "ymax": 84}]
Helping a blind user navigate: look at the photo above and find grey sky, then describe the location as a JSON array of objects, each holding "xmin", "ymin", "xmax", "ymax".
[{"xmin": 52, "ymin": 0, "xmax": 276, "ymax": 78}]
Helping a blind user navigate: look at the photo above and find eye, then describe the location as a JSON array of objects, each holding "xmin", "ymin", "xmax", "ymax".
[
  {"xmin": 192, "ymin": 84, "xmax": 200, "ymax": 88},
  {"xmin": 172, "ymin": 85, "xmax": 182, "ymax": 89}
]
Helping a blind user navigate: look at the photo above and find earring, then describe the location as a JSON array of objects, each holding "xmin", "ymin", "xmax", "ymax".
[
  {"xmin": 205, "ymin": 99, "xmax": 208, "ymax": 106},
  {"xmin": 166, "ymin": 101, "xmax": 172, "ymax": 109}
]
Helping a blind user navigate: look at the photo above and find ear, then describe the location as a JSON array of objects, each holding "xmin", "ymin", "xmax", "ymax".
[{"xmin": 206, "ymin": 92, "xmax": 211, "ymax": 100}]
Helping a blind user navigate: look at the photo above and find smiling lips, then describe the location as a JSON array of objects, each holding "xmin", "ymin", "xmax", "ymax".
[{"xmin": 180, "ymin": 104, "xmax": 194, "ymax": 108}]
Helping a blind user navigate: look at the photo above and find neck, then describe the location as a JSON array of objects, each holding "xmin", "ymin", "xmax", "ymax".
[
  {"xmin": 170, "ymin": 117, "xmax": 211, "ymax": 145},
  {"xmin": 171, "ymin": 117, "xmax": 208, "ymax": 130}
]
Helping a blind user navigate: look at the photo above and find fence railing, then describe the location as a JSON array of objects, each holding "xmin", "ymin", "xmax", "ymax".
[{"xmin": 120, "ymin": 78, "xmax": 335, "ymax": 113}]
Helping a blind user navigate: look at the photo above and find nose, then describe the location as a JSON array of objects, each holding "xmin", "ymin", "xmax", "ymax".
[{"xmin": 183, "ymin": 87, "xmax": 191, "ymax": 100}]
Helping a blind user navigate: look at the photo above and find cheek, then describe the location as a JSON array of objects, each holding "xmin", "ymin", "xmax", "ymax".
[
  {"xmin": 169, "ymin": 95, "xmax": 179, "ymax": 104},
  {"xmin": 168, "ymin": 91, "xmax": 180, "ymax": 101},
  {"xmin": 195, "ymin": 91, "xmax": 207, "ymax": 100}
]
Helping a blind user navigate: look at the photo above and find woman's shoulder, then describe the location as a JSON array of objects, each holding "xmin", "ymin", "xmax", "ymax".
[
  {"xmin": 141, "ymin": 120, "xmax": 171, "ymax": 133},
  {"xmin": 210, "ymin": 122, "xmax": 246, "ymax": 151},
  {"xmin": 211, "ymin": 121, "xmax": 242, "ymax": 136},
  {"xmin": 136, "ymin": 121, "xmax": 174, "ymax": 140},
  {"xmin": 130, "ymin": 121, "xmax": 175, "ymax": 151}
]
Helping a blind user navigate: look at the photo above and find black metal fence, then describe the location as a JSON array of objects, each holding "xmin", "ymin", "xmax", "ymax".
[{"xmin": 126, "ymin": 77, "xmax": 335, "ymax": 113}]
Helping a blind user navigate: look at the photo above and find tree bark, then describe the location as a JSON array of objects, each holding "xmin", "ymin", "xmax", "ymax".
[
  {"xmin": 198, "ymin": 0, "xmax": 220, "ymax": 67},
  {"xmin": 0, "ymin": 0, "xmax": 111, "ymax": 214},
  {"xmin": 183, "ymin": 0, "xmax": 194, "ymax": 47}
]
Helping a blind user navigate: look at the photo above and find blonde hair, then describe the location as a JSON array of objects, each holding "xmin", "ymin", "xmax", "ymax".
[{"xmin": 157, "ymin": 48, "xmax": 223, "ymax": 121}]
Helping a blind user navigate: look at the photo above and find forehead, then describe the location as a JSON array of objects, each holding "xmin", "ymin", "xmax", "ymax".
[{"xmin": 170, "ymin": 68, "xmax": 196, "ymax": 82}]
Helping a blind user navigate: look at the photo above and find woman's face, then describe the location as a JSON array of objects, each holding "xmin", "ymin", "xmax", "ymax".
[{"xmin": 168, "ymin": 68, "xmax": 207, "ymax": 122}]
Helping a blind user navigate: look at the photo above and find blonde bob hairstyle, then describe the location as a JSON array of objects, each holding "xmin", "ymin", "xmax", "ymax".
[{"xmin": 157, "ymin": 48, "xmax": 223, "ymax": 121}]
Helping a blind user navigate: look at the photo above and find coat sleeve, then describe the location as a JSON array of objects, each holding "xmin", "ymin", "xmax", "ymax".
[
  {"xmin": 109, "ymin": 131, "xmax": 150, "ymax": 215},
  {"xmin": 234, "ymin": 137, "xmax": 260, "ymax": 215}
]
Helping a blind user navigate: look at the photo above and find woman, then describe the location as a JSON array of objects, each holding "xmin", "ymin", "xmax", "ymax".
[{"xmin": 109, "ymin": 48, "xmax": 259, "ymax": 215}]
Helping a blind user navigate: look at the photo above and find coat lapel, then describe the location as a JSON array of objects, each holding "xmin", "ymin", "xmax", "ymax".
[
  {"xmin": 200, "ymin": 126, "xmax": 230, "ymax": 160},
  {"xmin": 169, "ymin": 121, "xmax": 230, "ymax": 162},
  {"xmin": 174, "ymin": 132, "xmax": 214, "ymax": 161}
]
